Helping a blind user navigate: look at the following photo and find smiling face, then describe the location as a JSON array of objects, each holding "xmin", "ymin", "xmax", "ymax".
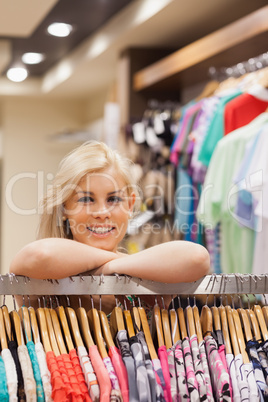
[{"xmin": 63, "ymin": 167, "xmax": 135, "ymax": 253}]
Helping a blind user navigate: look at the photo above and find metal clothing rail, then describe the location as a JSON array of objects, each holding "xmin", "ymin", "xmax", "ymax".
[{"xmin": 0, "ymin": 273, "xmax": 267, "ymax": 296}]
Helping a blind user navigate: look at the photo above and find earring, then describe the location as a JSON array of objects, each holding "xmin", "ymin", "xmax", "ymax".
[
  {"xmin": 65, "ymin": 218, "xmax": 71, "ymax": 235},
  {"xmin": 62, "ymin": 216, "xmax": 67, "ymax": 221}
]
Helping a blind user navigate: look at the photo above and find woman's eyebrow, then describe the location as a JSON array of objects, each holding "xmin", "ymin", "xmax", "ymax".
[{"xmin": 76, "ymin": 190, "xmax": 124, "ymax": 195}]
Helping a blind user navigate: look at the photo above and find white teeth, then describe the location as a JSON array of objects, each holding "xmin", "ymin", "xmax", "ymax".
[{"xmin": 88, "ymin": 227, "xmax": 113, "ymax": 234}]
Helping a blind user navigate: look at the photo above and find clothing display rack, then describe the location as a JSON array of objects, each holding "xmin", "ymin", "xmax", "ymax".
[{"xmin": 1, "ymin": 273, "xmax": 267, "ymax": 296}]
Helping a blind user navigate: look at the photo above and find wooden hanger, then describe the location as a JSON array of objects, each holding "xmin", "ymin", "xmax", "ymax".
[
  {"xmin": 254, "ymin": 304, "xmax": 268, "ymax": 341},
  {"xmin": 225, "ymin": 305, "xmax": 240, "ymax": 357},
  {"xmin": 43, "ymin": 307, "xmax": 60, "ymax": 356},
  {"xmin": 87, "ymin": 305, "xmax": 108, "ymax": 359},
  {"xmin": 161, "ymin": 306, "xmax": 172, "ymax": 349},
  {"xmin": 131, "ymin": 305, "xmax": 141, "ymax": 333},
  {"xmin": 200, "ymin": 305, "xmax": 213, "ymax": 338},
  {"xmin": 218, "ymin": 305, "xmax": 232, "ymax": 354},
  {"xmin": 152, "ymin": 303, "xmax": 165, "ymax": 348},
  {"xmin": 195, "ymin": 80, "xmax": 219, "ymax": 101},
  {"xmin": 18, "ymin": 306, "xmax": 32, "ymax": 343},
  {"xmin": 10, "ymin": 310, "xmax": 24, "ymax": 347},
  {"xmin": 98, "ymin": 309, "xmax": 115, "ymax": 350},
  {"xmin": 177, "ymin": 301, "xmax": 188, "ymax": 340},
  {"xmin": 262, "ymin": 297, "xmax": 268, "ymax": 329},
  {"xmin": 169, "ymin": 307, "xmax": 180, "ymax": 344},
  {"xmin": 211, "ymin": 305, "xmax": 221, "ymax": 331},
  {"xmin": 185, "ymin": 305, "xmax": 196, "ymax": 339},
  {"xmin": 123, "ymin": 308, "xmax": 135, "ymax": 339},
  {"xmin": 56, "ymin": 305, "xmax": 75, "ymax": 352},
  {"xmin": 28, "ymin": 306, "xmax": 40, "ymax": 344},
  {"xmin": 49, "ymin": 308, "xmax": 67, "ymax": 355},
  {"xmin": 237, "ymin": 306, "xmax": 253, "ymax": 342},
  {"xmin": 110, "ymin": 302, "xmax": 125, "ymax": 339},
  {"xmin": 193, "ymin": 305, "xmax": 203, "ymax": 345},
  {"xmin": 231, "ymin": 308, "xmax": 249, "ymax": 364},
  {"xmin": 0, "ymin": 307, "xmax": 8, "ymax": 350},
  {"xmin": 2, "ymin": 305, "xmax": 13, "ymax": 342},
  {"xmin": 247, "ymin": 307, "xmax": 262, "ymax": 342},
  {"xmin": 138, "ymin": 306, "xmax": 158, "ymax": 360},
  {"xmin": 65, "ymin": 306, "xmax": 84, "ymax": 348},
  {"xmin": 36, "ymin": 306, "xmax": 52, "ymax": 353},
  {"xmin": 121, "ymin": 297, "xmax": 135, "ymax": 339},
  {"xmin": 76, "ymin": 305, "xmax": 95, "ymax": 351}
]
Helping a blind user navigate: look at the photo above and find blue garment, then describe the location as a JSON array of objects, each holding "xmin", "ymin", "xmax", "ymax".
[
  {"xmin": 174, "ymin": 165, "xmax": 195, "ymax": 240},
  {"xmin": 213, "ymin": 223, "xmax": 222, "ymax": 274},
  {"xmin": 26, "ymin": 341, "xmax": 45, "ymax": 402},
  {"xmin": 246, "ymin": 339, "xmax": 268, "ymax": 401},
  {"xmin": 0, "ymin": 356, "xmax": 9, "ymax": 402},
  {"xmin": 233, "ymin": 132, "xmax": 260, "ymax": 230}
]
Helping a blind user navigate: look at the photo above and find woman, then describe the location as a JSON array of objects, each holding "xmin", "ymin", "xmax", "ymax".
[{"xmin": 10, "ymin": 141, "xmax": 210, "ymax": 311}]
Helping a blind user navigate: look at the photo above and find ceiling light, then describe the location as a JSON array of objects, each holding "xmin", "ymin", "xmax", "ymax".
[
  {"xmin": 22, "ymin": 52, "xmax": 45, "ymax": 64},
  {"xmin": 47, "ymin": 22, "xmax": 73, "ymax": 37},
  {"xmin": 6, "ymin": 67, "xmax": 28, "ymax": 82}
]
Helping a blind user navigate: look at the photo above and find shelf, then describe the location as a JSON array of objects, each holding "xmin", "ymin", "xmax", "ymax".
[
  {"xmin": 1, "ymin": 274, "xmax": 268, "ymax": 295},
  {"xmin": 133, "ymin": 6, "xmax": 268, "ymax": 93}
]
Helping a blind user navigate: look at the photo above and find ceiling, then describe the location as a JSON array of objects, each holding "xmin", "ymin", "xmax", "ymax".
[{"xmin": 0, "ymin": 0, "xmax": 267, "ymax": 99}]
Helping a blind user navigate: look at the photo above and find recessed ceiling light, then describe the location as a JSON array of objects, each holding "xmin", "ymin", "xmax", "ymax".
[
  {"xmin": 47, "ymin": 22, "xmax": 73, "ymax": 37},
  {"xmin": 22, "ymin": 52, "xmax": 45, "ymax": 65},
  {"xmin": 7, "ymin": 67, "xmax": 28, "ymax": 82}
]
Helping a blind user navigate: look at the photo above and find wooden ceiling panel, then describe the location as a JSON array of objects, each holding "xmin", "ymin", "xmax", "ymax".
[{"xmin": 0, "ymin": 0, "xmax": 58, "ymax": 37}]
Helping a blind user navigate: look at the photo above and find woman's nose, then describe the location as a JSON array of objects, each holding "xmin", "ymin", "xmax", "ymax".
[{"xmin": 91, "ymin": 205, "xmax": 111, "ymax": 219}]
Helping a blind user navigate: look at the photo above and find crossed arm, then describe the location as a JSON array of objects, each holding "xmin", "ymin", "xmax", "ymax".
[{"xmin": 10, "ymin": 238, "xmax": 210, "ymax": 283}]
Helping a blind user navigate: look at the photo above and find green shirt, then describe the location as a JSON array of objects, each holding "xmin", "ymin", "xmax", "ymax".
[{"xmin": 197, "ymin": 113, "xmax": 268, "ymax": 274}]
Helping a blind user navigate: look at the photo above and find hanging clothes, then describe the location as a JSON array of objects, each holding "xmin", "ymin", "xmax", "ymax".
[
  {"xmin": 136, "ymin": 331, "xmax": 158, "ymax": 402},
  {"xmin": 246, "ymin": 339, "xmax": 268, "ymax": 401},
  {"xmin": 77, "ymin": 345, "xmax": 100, "ymax": 402},
  {"xmin": 116, "ymin": 330, "xmax": 139, "ymax": 402},
  {"xmin": 197, "ymin": 113, "xmax": 268, "ymax": 274},
  {"xmin": 204, "ymin": 335, "xmax": 231, "ymax": 402},
  {"xmin": 174, "ymin": 340, "xmax": 190, "ymax": 402},
  {"xmin": 34, "ymin": 342, "xmax": 53, "ymax": 402},
  {"xmin": 129, "ymin": 335, "xmax": 152, "ymax": 402}
]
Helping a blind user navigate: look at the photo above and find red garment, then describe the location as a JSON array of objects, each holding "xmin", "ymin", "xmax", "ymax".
[
  {"xmin": 88, "ymin": 345, "xmax": 111, "ymax": 402},
  {"xmin": 57, "ymin": 354, "xmax": 83, "ymax": 402},
  {"xmin": 224, "ymin": 92, "xmax": 268, "ymax": 135},
  {"xmin": 158, "ymin": 346, "xmax": 172, "ymax": 402},
  {"xmin": 46, "ymin": 351, "xmax": 68, "ymax": 402},
  {"xmin": 109, "ymin": 346, "xmax": 129, "ymax": 402},
  {"xmin": 69, "ymin": 349, "xmax": 92, "ymax": 402}
]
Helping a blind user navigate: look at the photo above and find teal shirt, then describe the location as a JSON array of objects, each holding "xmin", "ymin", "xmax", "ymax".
[
  {"xmin": 0, "ymin": 356, "xmax": 9, "ymax": 402},
  {"xmin": 27, "ymin": 341, "xmax": 45, "ymax": 402},
  {"xmin": 198, "ymin": 90, "xmax": 241, "ymax": 167}
]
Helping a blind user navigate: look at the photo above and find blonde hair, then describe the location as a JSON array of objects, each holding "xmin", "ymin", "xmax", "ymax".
[{"xmin": 37, "ymin": 141, "xmax": 139, "ymax": 239}]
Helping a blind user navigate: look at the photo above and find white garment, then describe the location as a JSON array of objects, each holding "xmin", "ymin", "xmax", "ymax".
[
  {"xmin": 35, "ymin": 342, "xmax": 53, "ymax": 402},
  {"xmin": 225, "ymin": 353, "xmax": 240, "ymax": 402},
  {"xmin": 234, "ymin": 354, "xmax": 249, "ymax": 401},
  {"xmin": 77, "ymin": 345, "xmax": 100, "ymax": 402},
  {"xmin": 18, "ymin": 344, "xmax": 37, "ymax": 402},
  {"xmin": 244, "ymin": 362, "xmax": 259, "ymax": 402},
  {"xmin": 241, "ymin": 123, "xmax": 268, "ymax": 275},
  {"xmin": 2, "ymin": 348, "xmax": 18, "ymax": 402}
]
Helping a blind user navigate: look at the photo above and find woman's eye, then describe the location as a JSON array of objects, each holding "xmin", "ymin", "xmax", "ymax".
[
  {"xmin": 108, "ymin": 196, "xmax": 122, "ymax": 204},
  {"xmin": 78, "ymin": 196, "xmax": 93, "ymax": 203}
]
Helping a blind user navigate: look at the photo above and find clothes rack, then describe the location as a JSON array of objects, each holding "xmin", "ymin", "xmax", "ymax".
[{"xmin": 1, "ymin": 273, "xmax": 267, "ymax": 296}]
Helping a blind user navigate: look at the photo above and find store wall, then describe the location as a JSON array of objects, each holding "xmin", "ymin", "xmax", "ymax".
[{"xmin": 0, "ymin": 97, "xmax": 85, "ymax": 274}]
